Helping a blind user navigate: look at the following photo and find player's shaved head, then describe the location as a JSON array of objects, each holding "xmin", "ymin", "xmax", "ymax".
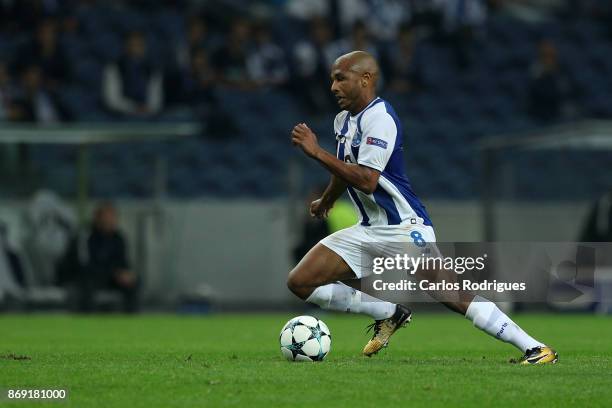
[
  {"xmin": 333, "ymin": 51, "xmax": 379, "ymax": 87},
  {"xmin": 330, "ymin": 51, "xmax": 379, "ymax": 114}
]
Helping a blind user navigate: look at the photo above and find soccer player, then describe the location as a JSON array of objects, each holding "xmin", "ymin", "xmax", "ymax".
[{"xmin": 288, "ymin": 50, "xmax": 557, "ymax": 364}]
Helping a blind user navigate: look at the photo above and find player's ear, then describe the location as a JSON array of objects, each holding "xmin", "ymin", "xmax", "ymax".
[{"xmin": 361, "ymin": 72, "xmax": 371, "ymax": 87}]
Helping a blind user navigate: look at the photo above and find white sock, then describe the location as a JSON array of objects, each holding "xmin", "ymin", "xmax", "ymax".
[
  {"xmin": 306, "ymin": 282, "xmax": 396, "ymax": 320},
  {"xmin": 465, "ymin": 295, "xmax": 545, "ymax": 352}
]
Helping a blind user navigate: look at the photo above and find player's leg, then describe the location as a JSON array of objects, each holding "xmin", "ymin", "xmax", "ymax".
[
  {"xmin": 287, "ymin": 242, "xmax": 399, "ymax": 320},
  {"xmin": 414, "ymin": 264, "xmax": 557, "ymax": 364},
  {"xmin": 287, "ymin": 242, "xmax": 353, "ymax": 299},
  {"xmin": 463, "ymin": 294, "xmax": 557, "ymax": 364}
]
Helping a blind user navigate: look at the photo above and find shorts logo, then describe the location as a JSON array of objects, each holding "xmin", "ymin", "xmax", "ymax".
[
  {"xmin": 351, "ymin": 132, "xmax": 362, "ymax": 147},
  {"xmin": 366, "ymin": 137, "xmax": 388, "ymax": 149}
]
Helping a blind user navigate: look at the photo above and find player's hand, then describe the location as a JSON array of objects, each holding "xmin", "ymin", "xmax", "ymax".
[
  {"xmin": 291, "ymin": 123, "xmax": 320, "ymax": 158},
  {"xmin": 309, "ymin": 198, "xmax": 332, "ymax": 219}
]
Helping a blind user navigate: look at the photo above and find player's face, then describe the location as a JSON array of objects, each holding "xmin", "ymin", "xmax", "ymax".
[{"xmin": 330, "ymin": 66, "xmax": 362, "ymax": 112}]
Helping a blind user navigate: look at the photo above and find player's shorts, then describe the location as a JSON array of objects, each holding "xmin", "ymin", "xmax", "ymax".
[{"xmin": 320, "ymin": 223, "xmax": 437, "ymax": 278}]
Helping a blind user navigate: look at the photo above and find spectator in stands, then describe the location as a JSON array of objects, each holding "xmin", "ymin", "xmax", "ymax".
[
  {"xmin": 292, "ymin": 16, "xmax": 337, "ymax": 113},
  {"xmin": 16, "ymin": 19, "xmax": 69, "ymax": 90},
  {"xmin": 176, "ymin": 16, "xmax": 214, "ymax": 72},
  {"xmin": 355, "ymin": 0, "xmax": 411, "ymax": 41},
  {"xmin": 586, "ymin": 1, "xmax": 612, "ymax": 38},
  {"xmin": 0, "ymin": 0, "xmax": 58, "ymax": 34},
  {"xmin": 383, "ymin": 23, "xmax": 424, "ymax": 94},
  {"xmin": 488, "ymin": 0, "xmax": 568, "ymax": 22},
  {"xmin": 301, "ymin": 0, "xmax": 409, "ymax": 41},
  {"xmin": 12, "ymin": 65, "xmax": 68, "ymax": 123},
  {"xmin": 0, "ymin": 63, "xmax": 21, "ymax": 121},
  {"xmin": 102, "ymin": 31, "xmax": 164, "ymax": 118},
  {"xmin": 58, "ymin": 202, "xmax": 139, "ymax": 313},
  {"xmin": 439, "ymin": 0, "xmax": 487, "ymax": 68},
  {"xmin": 404, "ymin": 0, "xmax": 444, "ymax": 36},
  {"xmin": 439, "ymin": 0, "xmax": 487, "ymax": 32},
  {"xmin": 0, "ymin": 1, "xmax": 18, "ymax": 33},
  {"xmin": 285, "ymin": 0, "xmax": 372, "ymax": 39},
  {"xmin": 61, "ymin": 8, "xmax": 80, "ymax": 33},
  {"xmin": 167, "ymin": 16, "xmax": 213, "ymax": 105},
  {"xmin": 182, "ymin": 47, "xmax": 236, "ymax": 137},
  {"xmin": 247, "ymin": 22, "xmax": 289, "ymax": 88},
  {"xmin": 527, "ymin": 39, "xmax": 574, "ymax": 121},
  {"xmin": 183, "ymin": 48, "xmax": 216, "ymax": 104},
  {"xmin": 212, "ymin": 18, "xmax": 256, "ymax": 90},
  {"xmin": 327, "ymin": 20, "xmax": 379, "ymax": 63},
  {"xmin": 334, "ymin": 0, "xmax": 369, "ymax": 38},
  {"xmin": 284, "ymin": 0, "xmax": 329, "ymax": 23}
]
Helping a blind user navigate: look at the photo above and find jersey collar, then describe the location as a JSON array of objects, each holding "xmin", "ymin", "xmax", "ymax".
[{"xmin": 350, "ymin": 96, "xmax": 381, "ymax": 118}]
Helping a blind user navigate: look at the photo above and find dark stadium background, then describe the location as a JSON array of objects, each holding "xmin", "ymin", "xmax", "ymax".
[{"xmin": 0, "ymin": 0, "xmax": 611, "ymax": 313}]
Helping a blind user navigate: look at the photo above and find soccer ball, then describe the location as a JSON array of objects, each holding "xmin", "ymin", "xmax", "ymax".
[{"xmin": 279, "ymin": 315, "xmax": 331, "ymax": 362}]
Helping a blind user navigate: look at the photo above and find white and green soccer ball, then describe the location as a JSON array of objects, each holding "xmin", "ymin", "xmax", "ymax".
[{"xmin": 279, "ymin": 315, "xmax": 331, "ymax": 362}]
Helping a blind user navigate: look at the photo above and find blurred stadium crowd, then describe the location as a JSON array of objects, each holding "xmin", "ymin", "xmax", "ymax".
[{"xmin": 0, "ymin": 0, "xmax": 611, "ymax": 199}]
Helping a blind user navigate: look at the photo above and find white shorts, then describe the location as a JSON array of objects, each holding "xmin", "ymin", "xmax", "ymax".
[{"xmin": 320, "ymin": 223, "xmax": 437, "ymax": 278}]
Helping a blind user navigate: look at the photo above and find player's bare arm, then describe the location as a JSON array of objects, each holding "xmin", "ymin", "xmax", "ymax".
[
  {"xmin": 291, "ymin": 123, "xmax": 379, "ymax": 194},
  {"xmin": 310, "ymin": 176, "xmax": 346, "ymax": 219}
]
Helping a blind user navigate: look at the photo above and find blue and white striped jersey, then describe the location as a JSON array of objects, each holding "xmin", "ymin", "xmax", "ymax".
[{"xmin": 333, "ymin": 97, "xmax": 432, "ymax": 227}]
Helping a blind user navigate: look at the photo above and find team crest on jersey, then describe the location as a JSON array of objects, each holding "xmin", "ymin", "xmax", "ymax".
[{"xmin": 351, "ymin": 132, "xmax": 362, "ymax": 147}]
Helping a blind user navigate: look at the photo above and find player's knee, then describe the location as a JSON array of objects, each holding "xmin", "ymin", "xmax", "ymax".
[
  {"xmin": 287, "ymin": 268, "xmax": 313, "ymax": 299},
  {"xmin": 286, "ymin": 269, "xmax": 304, "ymax": 294}
]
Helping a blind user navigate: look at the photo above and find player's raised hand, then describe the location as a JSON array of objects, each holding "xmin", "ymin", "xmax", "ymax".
[
  {"xmin": 291, "ymin": 123, "xmax": 320, "ymax": 158},
  {"xmin": 309, "ymin": 198, "xmax": 332, "ymax": 219}
]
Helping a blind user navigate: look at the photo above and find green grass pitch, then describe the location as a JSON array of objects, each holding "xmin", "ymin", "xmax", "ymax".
[{"xmin": 1, "ymin": 313, "xmax": 611, "ymax": 407}]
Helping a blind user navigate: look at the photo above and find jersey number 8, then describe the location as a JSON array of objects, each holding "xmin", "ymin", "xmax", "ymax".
[{"xmin": 410, "ymin": 231, "xmax": 426, "ymax": 247}]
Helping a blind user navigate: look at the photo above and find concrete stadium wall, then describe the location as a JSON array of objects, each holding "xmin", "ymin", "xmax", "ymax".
[{"xmin": 0, "ymin": 199, "xmax": 591, "ymax": 306}]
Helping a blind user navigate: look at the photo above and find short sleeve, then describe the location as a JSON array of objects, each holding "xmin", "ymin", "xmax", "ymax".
[{"xmin": 356, "ymin": 111, "xmax": 396, "ymax": 172}]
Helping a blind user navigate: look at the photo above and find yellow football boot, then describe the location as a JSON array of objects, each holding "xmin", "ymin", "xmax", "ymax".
[
  {"xmin": 519, "ymin": 346, "xmax": 559, "ymax": 365},
  {"xmin": 363, "ymin": 304, "xmax": 412, "ymax": 357}
]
